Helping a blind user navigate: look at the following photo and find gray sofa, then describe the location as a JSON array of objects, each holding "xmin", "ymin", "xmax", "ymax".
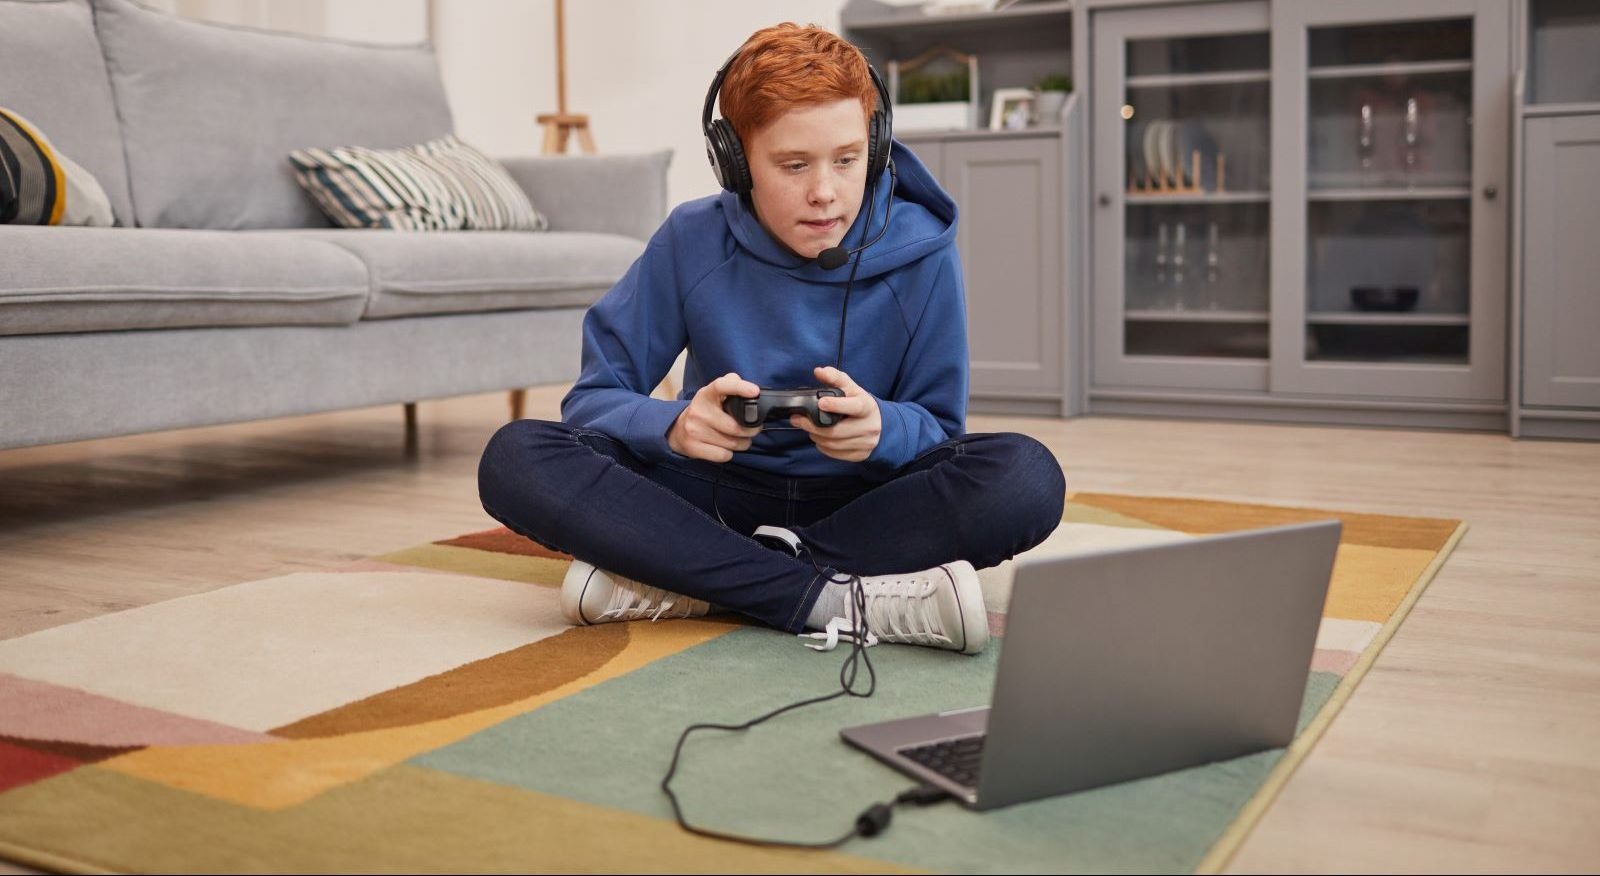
[{"xmin": 0, "ymin": 0, "xmax": 669, "ymax": 450}]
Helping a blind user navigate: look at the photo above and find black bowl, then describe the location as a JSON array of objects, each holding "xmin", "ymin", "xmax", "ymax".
[{"xmin": 1351, "ymin": 286, "xmax": 1420, "ymax": 312}]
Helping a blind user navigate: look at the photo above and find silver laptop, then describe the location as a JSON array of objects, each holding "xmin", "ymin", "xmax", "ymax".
[{"xmin": 841, "ymin": 520, "xmax": 1341, "ymax": 810}]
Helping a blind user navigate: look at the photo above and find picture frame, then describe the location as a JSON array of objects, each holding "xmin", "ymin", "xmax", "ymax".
[{"xmin": 989, "ymin": 87, "xmax": 1036, "ymax": 131}]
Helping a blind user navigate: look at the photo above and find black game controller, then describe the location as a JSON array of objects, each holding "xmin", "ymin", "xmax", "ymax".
[{"xmin": 723, "ymin": 387, "xmax": 845, "ymax": 428}]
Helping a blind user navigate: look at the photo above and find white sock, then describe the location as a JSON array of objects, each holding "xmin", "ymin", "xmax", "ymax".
[{"xmin": 804, "ymin": 579, "xmax": 853, "ymax": 631}]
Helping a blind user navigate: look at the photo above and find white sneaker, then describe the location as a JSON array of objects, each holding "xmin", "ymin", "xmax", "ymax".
[
  {"xmin": 560, "ymin": 560, "xmax": 717, "ymax": 626},
  {"xmin": 846, "ymin": 560, "xmax": 989, "ymax": 655}
]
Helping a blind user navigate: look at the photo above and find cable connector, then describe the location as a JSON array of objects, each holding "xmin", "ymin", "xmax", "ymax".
[
  {"xmin": 895, "ymin": 784, "xmax": 952, "ymax": 807},
  {"xmin": 855, "ymin": 803, "xmax": 894, "ymax": 838}
]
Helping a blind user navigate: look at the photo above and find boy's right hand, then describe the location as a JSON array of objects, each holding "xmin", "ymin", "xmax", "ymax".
[{"xmin": 667, "ymin": 372, "xmax": 762, "ymax": 463}]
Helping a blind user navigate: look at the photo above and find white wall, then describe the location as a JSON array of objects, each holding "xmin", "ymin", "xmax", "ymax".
[
  {"xmin": 558, "ymin": 0, "xmax": 844, "ymax": 206},
  {"xmin": 154, "ymin": 0, "xmax": 427, "ymax": 42},
  {"xmin": 434, "ymin": 1, "xmax": 844, "ymax": 207},
  {"xmin": 151, "ymin": 0, "xmax": 847, "ymax": 206}
]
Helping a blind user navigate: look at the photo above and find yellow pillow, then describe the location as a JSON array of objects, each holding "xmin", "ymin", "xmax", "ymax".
[{"xmin": 0, "ymin": 107, "xmax": 115, "ymax": 227}]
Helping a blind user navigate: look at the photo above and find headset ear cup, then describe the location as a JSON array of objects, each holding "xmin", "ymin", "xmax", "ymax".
[
  {"xmin": 707, "ymin": 120, "xmax": 732, "ymax": 192},
  {"xmin": 710, "ymin": 119, "xmax": 752, "ymax": 196},
  {"xmin": 876, "ymin": 111, "xmax": 889, "ymax": 180},
  {"xmin": 867, "ymin": 111, "xmax": 891, "ymax": 181}
]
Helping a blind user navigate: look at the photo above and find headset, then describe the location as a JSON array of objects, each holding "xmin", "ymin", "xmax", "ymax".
[{"xmin": 703, "ymin": 48, "xmax": 894, "ymax": 200}]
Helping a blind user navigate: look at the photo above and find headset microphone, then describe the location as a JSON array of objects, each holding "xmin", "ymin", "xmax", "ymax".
[{"xmin": 816, "ymin": 159, "xmax": 896, "ymax": 270}]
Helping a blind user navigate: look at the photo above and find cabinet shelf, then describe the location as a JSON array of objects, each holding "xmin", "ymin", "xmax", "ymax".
[
  {"xmin": 1307, "ymin": 187, "xmax": 1472, "ymax": 202},
  {"xmin": 1523, "ymin": 102, "xmax": 1600, "ymax": 117},
  {"xmin": 1125, "ymin": 309, "xmax": 1269, "ymax": 323},
  {"xmin": 1307, "ymin": 59, "xmax": 1473, "ymax": 80},
  {"xmin": 1307, "ymin": 312, "xmax": 1470, "ymax": 326},
  {"xmin": 1125, "ymin": 70, "xmax": 1271, "ymax": 89},
  {"xmin": 843, "ymin": 0, "xmax": 1073, "ymax": 34},
  {"xmin": 1126, "ymin": 191, "xmax": 1270, "ymax": 205}
]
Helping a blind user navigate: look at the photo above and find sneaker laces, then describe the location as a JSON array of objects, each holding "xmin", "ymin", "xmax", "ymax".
[
  {"xmin": 860, "ymin": 573, "xmax": 951, "ymax": 647},
  {"xmin": 599, "ymin": 578, "xmax": 709, "ymax": 623},
  {"xmin": 799, "ymin": 573, "xmax": 951, "ymax": 652}
]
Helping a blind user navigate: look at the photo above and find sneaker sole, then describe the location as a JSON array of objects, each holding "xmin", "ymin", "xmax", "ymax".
[
  {"xmin": 560, "ymin": 562, "xmax": 600, "ymax": 626},
  {"xmin": 944, "ymin": 561, "xmax": 989, "ymax": 655}
]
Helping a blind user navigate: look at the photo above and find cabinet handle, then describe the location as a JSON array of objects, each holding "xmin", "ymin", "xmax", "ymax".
[
  {"xmin": 1483, "ymin": 184, "xmax": 1498, "ymax": 200},
  {"xmin": 1098, "ymin": 193, "xmax": 1112, "ymax": 207}
]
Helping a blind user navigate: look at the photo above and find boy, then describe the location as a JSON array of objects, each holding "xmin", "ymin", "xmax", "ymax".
[{"xmin": 478, "ymin": 23, "xmax": 1065, "ymax": 655}]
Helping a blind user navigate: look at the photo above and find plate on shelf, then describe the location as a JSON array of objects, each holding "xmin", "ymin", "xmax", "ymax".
[
  {"xmin": 1158, "ymin": 120, "xmax": 1178, "ymax": 188},
  {"xmin": 1143, "ymin": 119, "xmax": 1164, "ymax": 189},
  {"xmin": 1127, "ymin": 117, "xmax": 1148, "ymax": 188}
]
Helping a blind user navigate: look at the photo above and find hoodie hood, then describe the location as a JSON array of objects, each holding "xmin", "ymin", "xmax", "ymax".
[{"xmin": 720, "ymin": 140, "xmax": 957, "ymax": 283}]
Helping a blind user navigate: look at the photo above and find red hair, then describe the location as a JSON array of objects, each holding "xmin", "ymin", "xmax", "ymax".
[{"xmin": 719, "ymin": 23, "xmax": 877, "ymax": 145}]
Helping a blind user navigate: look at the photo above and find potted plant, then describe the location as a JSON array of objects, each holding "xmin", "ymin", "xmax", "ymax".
[
  {"xmin": 1032, "ymin": 73, "xmax": 1073, "ymax": 124},
  {"xmin": 888, "ymin": 46, "xmax": 980, "ymax": 132}
]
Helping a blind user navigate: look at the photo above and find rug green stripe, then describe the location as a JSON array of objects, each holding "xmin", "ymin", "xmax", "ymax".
[{"xmin": 415, "ymin": 627, "xmax": 1338, "ymax": 874}]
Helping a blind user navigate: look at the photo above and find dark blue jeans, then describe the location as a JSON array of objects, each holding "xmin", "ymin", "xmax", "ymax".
[{"xmin": 477, "ymin": 419, "xmax": 1065, "ymax": 633}]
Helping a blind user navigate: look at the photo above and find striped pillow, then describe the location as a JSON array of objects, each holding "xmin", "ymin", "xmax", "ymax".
[
  {"xmin": 0, "ymin": 107, "xmax": 115, "ymax": 227},
  {"xmin": 288, "ymin": 135, "xmax": 548, "ymax": 232}
]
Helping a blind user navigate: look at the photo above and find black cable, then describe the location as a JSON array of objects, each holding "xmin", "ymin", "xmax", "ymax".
[
  {"xmin": 834, "ymin": 159, "xmax": 894, "ymax": 374},
  {"xmin": 660, "ymin": 548, "xmax": 951, "ymax": 847}
]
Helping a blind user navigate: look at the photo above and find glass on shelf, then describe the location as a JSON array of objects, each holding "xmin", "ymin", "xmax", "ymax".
[
  {"xmin": 1308, "ymin": 65, "xmax": 1473, "ymax": 191},
  {"xmin": 1126, "ymin": 205, "xmax": 1270, "ymax": 330}
]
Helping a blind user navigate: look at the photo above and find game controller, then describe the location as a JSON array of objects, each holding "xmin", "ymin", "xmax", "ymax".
[{"xmin": 722, "ymin": 387, "xmax": 845, "ymax": 428}]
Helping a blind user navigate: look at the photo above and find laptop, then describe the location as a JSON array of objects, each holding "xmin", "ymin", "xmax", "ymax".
[{"xmin": 840, "ymin": 519, "xmax": 1341, "ymax": 810}]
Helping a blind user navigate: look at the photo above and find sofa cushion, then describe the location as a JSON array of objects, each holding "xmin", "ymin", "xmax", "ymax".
[
  {"xmin": 91, "ymin": 0, "xmax": 454, "ymax": 230},
  {"xmin": 0, "ymin": 0, "xmax": 135, "ymax": 226},
  {"xmin": 290, "ymin": 229, "xmax": 643, "ymax": 319},
  {"xmin": 289, "ymin": 135, "xmax": 548, "ymax": 231},
  {"xmin": 0, "ymin": 227, "xmax": 369, "ymax": 336}
]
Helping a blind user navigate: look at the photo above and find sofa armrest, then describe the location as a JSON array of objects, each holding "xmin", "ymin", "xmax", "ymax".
[{"xmin": 498, "ymin": 150, "xmax": 672, "ymax": 242}]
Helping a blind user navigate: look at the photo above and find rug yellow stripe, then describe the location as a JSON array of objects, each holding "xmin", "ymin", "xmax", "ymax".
[
  {"xmin": 1193, "ymin": 520, "xmax": 1469, "ymax": 874},
  {"xmin": 372, "ymin": 542, "xmax": 569, "ymax": 585}
]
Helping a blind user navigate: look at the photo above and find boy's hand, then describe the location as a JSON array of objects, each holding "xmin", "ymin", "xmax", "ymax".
[
  {"xmin": 668, "ymin": 372, "xmax": 761, "ymax": 463},
  {"xmin": 790, "ymin": 366, "xmax": 882, "ymax": 463}
]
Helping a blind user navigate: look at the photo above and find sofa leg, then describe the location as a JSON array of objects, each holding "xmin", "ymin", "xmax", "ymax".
[
  {"xmin": 404, "ymin": 402, "xmax": 418, "ymax": 452},
  {"xmin": 508, "ymin": 389, "xmax": 526, "ymax": 421}
]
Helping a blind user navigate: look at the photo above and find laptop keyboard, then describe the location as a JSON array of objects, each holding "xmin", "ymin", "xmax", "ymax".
[{"xmin": 898, "ymin": 734, "xmax": 987, "ymax": 789}]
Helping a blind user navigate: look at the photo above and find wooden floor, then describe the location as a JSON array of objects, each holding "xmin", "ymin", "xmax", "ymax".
[{"xmin": 2, "ymin": 385, "xmax": 1598, "ymax": 873}]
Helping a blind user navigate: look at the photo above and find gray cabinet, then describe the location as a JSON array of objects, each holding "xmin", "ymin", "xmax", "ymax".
[
  {"xmin": 1522, "ymin": 115, "xmax": 1600, "ymax": 410},
  {"xmin": 946, "ymin": 135, "xmax": 1064, "ymax": 403},
  {"xmin": 1089, "ymin": 0, "xmax": 1512, "ymax": 429},
  {"xmin": 1511, "ymin": 0, "xmax": 1600, "ymax": 439},
  {"xmin": 904, "ymin": 132, "xmax": 1066, "ymax": 412}
]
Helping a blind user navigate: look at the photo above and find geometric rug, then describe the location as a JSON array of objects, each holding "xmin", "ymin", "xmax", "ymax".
[{"xmin": 0, "ymin": 493, "xmax": 1466, "ymax": 873}]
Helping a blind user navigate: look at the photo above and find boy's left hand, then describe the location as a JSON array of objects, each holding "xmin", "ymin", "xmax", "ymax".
[{"xmin": 790, "ymin": 366, "xmax": 882, "ymax": 462}]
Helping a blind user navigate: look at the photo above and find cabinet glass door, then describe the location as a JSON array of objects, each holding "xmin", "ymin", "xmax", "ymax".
[
  {"xmin": 1272, "ymin": 0, "xmax": 1507, "ymax": 400},
  {"xmin": 1093, "ymin": 1, "xmax": 1271, "ymax": 392}
]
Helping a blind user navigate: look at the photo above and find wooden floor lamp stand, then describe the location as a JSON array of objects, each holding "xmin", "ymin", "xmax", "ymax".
[{"xmin": 507, "ymin": 0, "xmax": 600, "ymax": 424}]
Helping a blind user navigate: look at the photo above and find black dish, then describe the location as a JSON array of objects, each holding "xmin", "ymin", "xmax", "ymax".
[{"xmin": 1351, "ymin": 286, "xmax": 1420, "ymax": 312}]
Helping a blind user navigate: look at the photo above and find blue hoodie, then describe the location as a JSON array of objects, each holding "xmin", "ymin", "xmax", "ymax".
[{"xmin": 561, "ymin": 141, "xmax": 967, "ymax": 480}]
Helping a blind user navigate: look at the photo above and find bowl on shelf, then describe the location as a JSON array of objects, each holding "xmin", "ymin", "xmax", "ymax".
[{"xmin": 1351, "ymin": 286, "xmax": 1420, "ymax": 312}]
